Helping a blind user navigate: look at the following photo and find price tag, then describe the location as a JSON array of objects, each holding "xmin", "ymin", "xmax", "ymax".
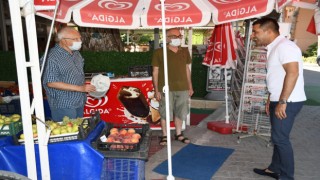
[{"xmin": 100, "ymin": 135, "xmax": 107, "ymax": 142}]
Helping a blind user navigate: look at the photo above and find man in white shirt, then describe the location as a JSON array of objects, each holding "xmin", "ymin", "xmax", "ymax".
[{"xmin": 251, "ymin": 17, "xmax": 306, "ymax": 180}]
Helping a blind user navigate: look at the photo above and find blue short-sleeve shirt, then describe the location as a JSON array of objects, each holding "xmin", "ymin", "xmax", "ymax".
[{"xmin": 41, "ymin": 44, "xmax": 86, "ymax": 109}]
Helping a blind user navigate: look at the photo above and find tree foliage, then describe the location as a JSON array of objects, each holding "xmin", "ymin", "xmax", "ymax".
[{"xmin": 303, "ymin": 42, "xmax": 317, "ymax": 57}]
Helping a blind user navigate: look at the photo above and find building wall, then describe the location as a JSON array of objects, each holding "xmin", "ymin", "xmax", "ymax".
[{"xmin": 294, "ymin": 8, "xmax": 317, "ymax": 53}]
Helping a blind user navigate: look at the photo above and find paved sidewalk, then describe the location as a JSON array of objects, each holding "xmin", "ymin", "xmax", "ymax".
[{"xmin": 145, "ymin": 105, "xmax": 320, "ymax": 180}]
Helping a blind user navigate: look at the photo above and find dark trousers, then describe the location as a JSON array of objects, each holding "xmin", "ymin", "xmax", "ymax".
[{"xmin": 268, "ymin": 101, "xmax": 304, "ymax": 180}]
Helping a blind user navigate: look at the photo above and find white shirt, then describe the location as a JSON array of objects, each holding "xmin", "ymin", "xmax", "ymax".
[{"xmin": 266, "ymin": 35, "xmax": 306, "ymax": 102}]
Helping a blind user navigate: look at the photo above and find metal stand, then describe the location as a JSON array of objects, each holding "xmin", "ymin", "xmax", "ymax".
[{"xmin": 237, "ymin": 106, "xmax": 271, "ymax": 147}]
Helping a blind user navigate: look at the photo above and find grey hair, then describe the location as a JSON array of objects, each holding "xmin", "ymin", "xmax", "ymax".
[{"xmin": 55, "ymin": 27, "xmax": 77, "ymax": 42}]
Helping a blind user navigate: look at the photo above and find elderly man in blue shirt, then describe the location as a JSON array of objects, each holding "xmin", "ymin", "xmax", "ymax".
[{"xmin": 41, "ymin": 27, "xmax": 96, "ymax": 122}]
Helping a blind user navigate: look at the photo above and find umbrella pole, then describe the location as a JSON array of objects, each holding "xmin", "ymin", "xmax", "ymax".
[
  {"xmin": 160, "ymin": 0, "xmax": 175, "ymax": 180},
  {"xmin": 224, "ymin": 66, "xmax": 229, "ymax": 124}
]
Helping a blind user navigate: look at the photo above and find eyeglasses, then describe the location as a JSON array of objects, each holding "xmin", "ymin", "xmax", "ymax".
[
  {"xmin": 167, "ymin": 35, "xmax": 183, "ymax": 39},
  {"xmin": 63, "ymin": 37, "xmax": 82, "ymax": 41}
]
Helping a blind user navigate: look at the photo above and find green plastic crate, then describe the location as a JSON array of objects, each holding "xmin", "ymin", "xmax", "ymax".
[{"xmin": 0, "ymin": 120, "xmax": 22, "ymax": 136}]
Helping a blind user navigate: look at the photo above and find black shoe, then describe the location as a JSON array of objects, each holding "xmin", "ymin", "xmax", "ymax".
[{"xmin": 253, "ymin": 168, "xmax": 280, "ymax": 179}]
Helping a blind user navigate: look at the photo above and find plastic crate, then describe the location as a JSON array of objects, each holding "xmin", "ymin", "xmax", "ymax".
[
  {"xmin": 93, "ymin": 123, "xmax": 151, "ymax": 160},
  {"xmin": 17, "ymin": 112, "xmax": 101, "ymax": 144},
  {"xmin": 0, "ymin": 120, "xmax": 22, "ymax": 136},
  {"xmin": 0, "ymin": 100, "xmax": 21, "ymax": 115},
  {"xmin": 101, "ymin": 158, "xmax": 145, "ymax": 180}
]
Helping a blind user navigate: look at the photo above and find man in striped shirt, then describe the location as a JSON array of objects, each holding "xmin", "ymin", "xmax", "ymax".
[{"xmin": 41, "ymin": 27, "xmax": 96, "ymax": 122}]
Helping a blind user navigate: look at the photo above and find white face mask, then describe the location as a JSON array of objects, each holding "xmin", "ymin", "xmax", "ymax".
[
  {"xmin": 169, "ymin": 38, "xmax": 181, "ymax": 47},
  {"xmin": 69, "ymin": 41, "xmax": 82, "ymax": 51}
]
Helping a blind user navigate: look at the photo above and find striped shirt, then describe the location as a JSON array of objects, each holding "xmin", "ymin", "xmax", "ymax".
[{"xmin": 41, "ymin": 44, "xmax": 86, "ymax": 109}]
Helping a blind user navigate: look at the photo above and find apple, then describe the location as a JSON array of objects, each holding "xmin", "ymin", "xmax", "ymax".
[
  {"xmin": 20, "ymin": 134, "xmax": 25, "ymax": 139},
  {"xmin": 119, "ymin": 129, "xmax": 127, "ymax": 135},
  {"xmin": 131, "ymin": 137, "xmax": 139, "ymax": 144},
  {"xmin": 110, "ymin": 128, "xmax": 119, "ymax": 134},
  {"xmin": 66, "ymin": 122, "xmax": 73, "ymax": 127},
  {"xmin": 122, "ymin": 139, "xmax": 131, "ymax": 149},
  {"xmin": 127, "ymin": 128, "xmax": 135, "ymax": 134},
  {"xmin": 106, "ymin": 136, "xmax": 115, "ymax": 142},
  {"xmin": 0, "ymin": 119, "xmax": 4, "ymax": 124},
  {"xmin": 132, "ymin": 133, "xmax": 141, "ymax": 139},
  {"xmin": 124, "ymin": 133, "xmax": 133, "ymax": 139}
]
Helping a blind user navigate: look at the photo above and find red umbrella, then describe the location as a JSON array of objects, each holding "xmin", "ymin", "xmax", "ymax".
[
  {"xmin": 203, "ymin": 23, "xmax": 237, "ymax": 127},
  {"xmin": 141, "ymin": 0, "xmax": 211, "ymax": 28},
  {"xmin": 203, "ymin": 23, "xmax": 237, "ymax": 69},
  {"xmin": 206, "ymin": 0, "xmax": 275, "ymax": 24},
  {"xmin": 35, "ymin": 0, "xmax": 211, "ymax": 29}
]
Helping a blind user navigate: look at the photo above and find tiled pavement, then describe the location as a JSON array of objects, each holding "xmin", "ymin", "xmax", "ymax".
[{"xmin": 145, "ymin": 105, "xmax": 320, "ymax": 180}]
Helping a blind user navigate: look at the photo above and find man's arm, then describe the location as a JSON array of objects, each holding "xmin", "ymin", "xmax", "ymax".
[
  {"xmin": 152, "ymin": 66, "xmax": 161, "ymax": 101},
  {"xmin": 186, "ymin": 64, "xmax": 194, "ymax": 97},
  {"xmin": 47, "ymin": 82, "xmax": 96, "ymax": 93},
  {"xmin": 276, "ymin": 61, "xmax": 299, "ymax": 119}
]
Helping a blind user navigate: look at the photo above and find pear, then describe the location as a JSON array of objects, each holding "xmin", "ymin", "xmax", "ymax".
[
  {"xmin": 67, "ymin": 126, "xmax": 73, "ymax": 133},
  {"xmin": 11, "ymin": 114, "xmax": 21, "ymax": 119},
  {"xmin": 32, "ymin": 127, "xmax": 37, "ymax": 134},
  {"xmin": 20, "ymin": 134, "xmax": 25, "ymax": 139},
  {"xmin": 72, "ymin": 125, "xmax": 78, "ymax": 132},
  {"xmin": 12, "ymin": 117, "xmax": 20, "ymax": 122},
  {"xmin": 60, "ymin": 129, "xmax": 68, "ymax": 134},
  {"xmin": 4, "ymin": 117, "xmax": 11, "ymax": 124},
  {"xmin": 52, "ymin": 127, "xmax": 61, "ymax": 135}
]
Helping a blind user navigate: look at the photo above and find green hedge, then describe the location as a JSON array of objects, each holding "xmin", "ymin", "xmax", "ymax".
[
  {"xmin": 0, "ymin": 51, "xmax": 17, "ymax": 81},
  {"xmin": 0, "ymin": 51, "xmax": 208, "ymax": 98}
]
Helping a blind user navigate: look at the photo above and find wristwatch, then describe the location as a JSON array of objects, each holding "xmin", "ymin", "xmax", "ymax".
[{"xmin": 279, "ymin": 99, "xmax": 287, "ymax": 104}]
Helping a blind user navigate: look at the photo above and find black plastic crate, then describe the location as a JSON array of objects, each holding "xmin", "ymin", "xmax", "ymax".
[
  {"xmin": 0, "ymin": 100, "xmax": 21, "ymax": 115},
  {"xmin": 128, "ymin": 65, "xmax": 152, "ymax": 77},
  {"xmin": 93, "ymin": 123, "xmax": 151, "ymax": 160}
]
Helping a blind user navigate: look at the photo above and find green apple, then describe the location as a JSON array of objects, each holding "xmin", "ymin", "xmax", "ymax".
[
  {"xmin": 0, "ymin": 119, "xmax": 4, "ymax": 124},
  {"xmin": 20, "ymin": 134, "xmax": 25, "ymax": 139}
]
